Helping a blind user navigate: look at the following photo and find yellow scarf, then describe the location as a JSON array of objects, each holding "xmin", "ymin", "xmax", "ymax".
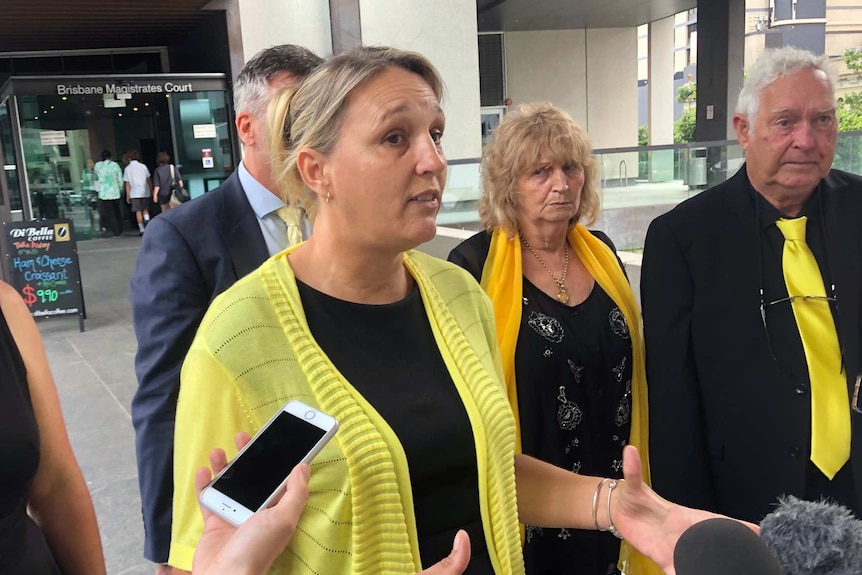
[{"xmin": 480, "ymin": 224, "xmax": 661, "ymax": 575}]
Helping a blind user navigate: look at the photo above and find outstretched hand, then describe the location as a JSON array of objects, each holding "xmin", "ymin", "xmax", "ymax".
[
  {"xmin": 418, "ymin": 530, "xmax": 472, "ymax": 575},
  {"xmin": 191, "ymin": 434, "xmax": 473, "ymax": 575},
  {"xmin": 612, "ymin": 445, "xmax": 758, "ymax": 575}
]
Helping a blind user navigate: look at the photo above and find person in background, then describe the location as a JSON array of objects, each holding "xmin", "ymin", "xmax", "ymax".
[
  {"xmin": 94, "ymin": 150, "xmax": 124, "ymax": 238},
  {"xmin": 152, "ymin": 152, "xmax": 184, "ymax": 213},
  {"xmin": 129, "ymin": 44, "xmax": 323, "ymax": 575},
  {"xmin": 169, "ymin": 45, "xmax": 739, "ymax": 575},
  {"xmin": 448, "ymin": 102, "xmax": 657, "ymax": 575},
  {"xmin": 123, "ymin": 149, "xmax": 152, "ymax": 235},
  {"xmin": 0, "ymin": 280, "xmax": 106, "ymax": 575},
  {"xmin": 642, "ymin": 46, "xmax": 862, "ymax": 524}
]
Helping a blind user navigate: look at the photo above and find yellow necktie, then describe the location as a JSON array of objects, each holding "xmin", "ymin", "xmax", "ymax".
[
  {"xmin": 276, "ymin": 205, "xmax": 304, "ymax": 247},
  {"xmin": 776, "ymin": 216, "xmax": 850, "ymax": 479}
]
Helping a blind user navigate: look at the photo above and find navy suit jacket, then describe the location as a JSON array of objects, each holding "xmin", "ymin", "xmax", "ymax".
[
  {"xmin": 130, "ymin": 172, "xmax": 269, "ymax": 562},
  {"xmin": 641, "ymin": 166, "xmax": 862, "ymax": 523}
]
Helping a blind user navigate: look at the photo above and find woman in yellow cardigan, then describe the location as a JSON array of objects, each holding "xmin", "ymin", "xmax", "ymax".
[
  {"xmin": 191, "ymin": 438, "xmax": 473, "ymax": 575},
  {"xmin": 448, "ymin": 103, "xmax": 657, "ymax": 575},
  {"xmin": 169, "ymin": 46, "xmax": 741, "ymax": 575}
]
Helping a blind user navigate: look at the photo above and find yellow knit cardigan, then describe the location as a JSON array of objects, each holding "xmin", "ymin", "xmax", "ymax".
[{"xmin": 169, "ymin": 248, "xmax": 524, "ymax": 575}]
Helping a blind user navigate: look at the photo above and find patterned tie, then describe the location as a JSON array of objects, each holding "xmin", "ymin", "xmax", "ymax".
[
  {"xmin": 276, "ymin": 205, "xmax": 304, "ymax": 247},
  {"xmin": 775, "ymin": 216, "xmax": 850, "ymax": 479}
]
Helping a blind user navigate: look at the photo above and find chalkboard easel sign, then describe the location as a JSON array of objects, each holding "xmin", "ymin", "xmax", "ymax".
[{"xmin": 4, "ymin": 220, "xmax": 86, "ymax": 332}]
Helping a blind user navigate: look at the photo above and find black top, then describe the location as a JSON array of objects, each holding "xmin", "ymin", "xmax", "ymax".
[
  {"xmin": 517, "ymin": 279, "xmax": 631, "ymax": 575},
  {"xmin": 753, "ymin": 185, "xmax": 858, "ymax": 512},
  {"xmin": 297, "ymin": 280, "xmax": 494, "ymax": 574},
  {"xmin": 152, "ymin": 163, "xmax": 182, "ymax": 198},
  {"xmin": 448, "ymin": 229, "xmax": 632, "ymax": 575},
  {"xmin": 0, "ymin": 306, "xmax": 61, "ymax": 575}
]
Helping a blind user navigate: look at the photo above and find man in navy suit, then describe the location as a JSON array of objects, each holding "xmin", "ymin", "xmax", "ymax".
[
  {"xmin": 130, "ymin": 44, "xmax": 323, "ymax": 574},
  {"xmin": 642, "ymin": 47, "xmax": 862, "ymax": 525}
]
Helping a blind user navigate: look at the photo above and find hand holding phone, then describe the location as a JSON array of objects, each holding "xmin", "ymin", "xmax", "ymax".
[
  {"xmin": 193, "ymin": 432, "xmax": 310, "ymax": 575},
  {"xmin": 192, "ymin": 435, "xmax": 473, "ymax": 575},
  {"xmin": 199, "ymin": 400, "xmax": 338, "ymax": 526}
]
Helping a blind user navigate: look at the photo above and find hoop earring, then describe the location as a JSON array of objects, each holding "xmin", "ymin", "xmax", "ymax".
[{"xmin": 326, "ymin": 191, "xmax": 331, "ymax": 204}]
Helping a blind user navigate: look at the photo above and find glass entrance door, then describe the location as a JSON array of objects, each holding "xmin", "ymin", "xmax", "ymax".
[
  {"xmin": 0, "ymin": 98, "xmax": 24, "ymax": 220},
  {"xmin": 17, "ymin": 91, "xmax": 171, "ymax": 239},
  {"xmin": 480, "ymin": 106, "xmax": 507, "ymax": 148},
  {"xmin": 3, "ymin": 74, "xmax": 233, "ymax": 240}
]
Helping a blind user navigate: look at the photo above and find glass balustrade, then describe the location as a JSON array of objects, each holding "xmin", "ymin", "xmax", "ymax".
[{"xmin": 437, "ymin": 131, "xmax": 862, "ymax": 251}]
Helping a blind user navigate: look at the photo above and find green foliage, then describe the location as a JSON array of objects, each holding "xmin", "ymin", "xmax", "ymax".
[
  {"xmin": 844, "ymin": 48, "xmax": 862, "ymax": 75},
  {"xmin": 676, "ymin": 82, "xmax": 697, "ymax": 104},
  {"xmin": 674, "ymin": 108, "xmax": 697, "ymax": 143},
  {"xmin": 838, "ymin": 92, "xmax": 862, "ymax": 132},
  {"xmin": 839, "ymin": 50, "xmax": 862, "ymax": 133},
  {"xmin": 638, "ymin": 125, "xmax": 649, "ymax": 146},
  {"xmin": 833, "ymin": 50, "xmax": 862, "ymax": 173}
]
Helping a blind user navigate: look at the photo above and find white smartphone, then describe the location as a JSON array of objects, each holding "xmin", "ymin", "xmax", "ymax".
[{"xmin": 199, "ymin": 400, "xmax": 338, "ymax": 526}]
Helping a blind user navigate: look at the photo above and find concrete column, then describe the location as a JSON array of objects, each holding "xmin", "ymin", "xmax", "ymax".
[
  {"xmin": 505, "ymin": 30, "xmax": 588, "ymax": 127},
  {"xmin": 586, "ymin": 28, "xmax": 639, "ymax": 150},
  {"xmin": 727, "ymin": 0, "xmax": 745, "ymax": 138},
  {"xmin": 235, "ymin": 0, "xmax": 333, "ymax": 61},
  {"xmin": 648, "ymin": 17, "xmax": 675, "ymax": 145},
  {"xmin": 204, "ymin": 0, "xmax": 245, "ymax": 82},
  {"xmin": 695, "ymin": 0, "xmax": 745, "ymax": 143},
  {"xmin": 359, "ymin": 0, "xmax": 481, "ymax": 161},
  {"xmin": 581, "ymin": 27, "xmax": 639, "ymax": 187},
  {"xmin": 330, "ymin": 0, "xmax": 362, "ymax": 54}
]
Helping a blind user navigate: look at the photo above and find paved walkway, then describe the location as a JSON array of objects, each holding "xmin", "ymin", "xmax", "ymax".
[
  {"xmin": 39, "ymin": 229, "xmax": 642, "ymax": 574},
  {"xmin": 38, "ymin": 236, "xmax": 149, "ymax": 575}
]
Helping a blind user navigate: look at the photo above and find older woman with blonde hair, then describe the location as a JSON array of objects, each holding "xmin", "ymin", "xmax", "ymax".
[
  {"xmin": 168, "ymin": 48, "xmax": 736, "ymax": 575},
  {"xmin": 449, "ymin": 103, "xmax": 658, "ymax": 575}
]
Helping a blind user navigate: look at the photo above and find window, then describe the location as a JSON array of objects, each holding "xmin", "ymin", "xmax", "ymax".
[{"xmin": 478, "ymin": 33, "xmax": 505, "ymax": 107}]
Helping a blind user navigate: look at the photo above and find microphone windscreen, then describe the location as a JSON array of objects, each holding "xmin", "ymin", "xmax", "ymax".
[
  {"xmin": 760, "ymin": 496, "xmax": 862, "ymax": 575},
  {"xmin": 674, "ymin": 518, "xmax": 784, "ymax": 575}
]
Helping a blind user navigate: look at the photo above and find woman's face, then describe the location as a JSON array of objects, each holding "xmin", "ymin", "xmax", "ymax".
[
  {"xmin": 514, "ymin": 158, "xmax": 585, "ymax": 229},
  {"xmin": 319, "ymin": 67, "xmax": 447, "ymax": 253}
]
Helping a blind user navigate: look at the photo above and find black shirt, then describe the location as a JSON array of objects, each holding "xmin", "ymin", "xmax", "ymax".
[
  {"xmin": 516, "ymin": 279, "xmax": 631, "ymax": 575},
  {"xmin": 753, "ymin": 184, "xmax": 858, "ymax": 513},
  {"xmin": 0, "ymin": 306, "xmax": 61, "ymax": 575},
  {"xmin": 297, "ymin": 279, "xmax": 494, "ymax": 574}
]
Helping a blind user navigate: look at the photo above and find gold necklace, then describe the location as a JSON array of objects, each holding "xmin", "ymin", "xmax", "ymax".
[{"xmin": 522, "ymin": 237, "xmax": 570, "ymax": 304}]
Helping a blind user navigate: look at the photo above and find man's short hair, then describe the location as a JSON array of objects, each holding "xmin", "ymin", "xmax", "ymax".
[
  {"xmin": 736, "ymin": 47, "xmax": 837, "ymax": 126},
  {"xmin": 233, "ymin": 45, "xmax": 324, "ymax": 118}
]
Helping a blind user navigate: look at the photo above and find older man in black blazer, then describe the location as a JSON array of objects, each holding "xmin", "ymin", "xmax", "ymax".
[
  {"xmin": 642, "ymin": 47, "xmax": 862, "ymax": 524},
  {"xmin": 129, "ymin": 45, "xmax": 322, "ymax": 573}
]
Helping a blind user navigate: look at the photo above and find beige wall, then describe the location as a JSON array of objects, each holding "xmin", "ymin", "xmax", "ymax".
[
  {"xmin": 505, "ymin": 30, "xmax": 588, "ymax": 126},
  {"xmin": 504, "ymin": 27, "xmax": 637, "ymax": 150},
  {"xmin": 586, "ymin": 28, "xmax": 639, "ymax": 149},
  {"xmin": 236, "ymin": 0, "xmax": 333, "ymax": 60},
  {"xmin": 638, "ymin": 25, "xmax": 649, "ymax": 80},
  {"xmin": 359, "ymin": 0, "xmax": 482, "ymax": 161},
  {"xmin": 649, "ymin": 17, "xmax": 675, "ymax": 145}
]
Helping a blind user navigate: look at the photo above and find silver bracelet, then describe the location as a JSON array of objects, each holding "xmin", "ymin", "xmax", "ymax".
[
  {"xmin": 592, "ymin": 478, "xmax": 612, "ymax": 531},
  {"xmin": 606, "ymin": 479, "xmax": 624, "ymax": 540}
]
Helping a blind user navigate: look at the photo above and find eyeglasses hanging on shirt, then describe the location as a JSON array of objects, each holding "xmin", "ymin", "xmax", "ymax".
[{"xmin": 754, "ymin": 188, "xmax": 845, "ymax": 374}]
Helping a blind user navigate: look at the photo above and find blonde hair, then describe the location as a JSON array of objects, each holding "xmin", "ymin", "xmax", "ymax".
[
  {"xmin": 268, "ymin": 46, "xmax": 444, "ymax": 219},
  {"xmin": 478, "ymin": 102, "xmax": 600, "ymax": 235}
]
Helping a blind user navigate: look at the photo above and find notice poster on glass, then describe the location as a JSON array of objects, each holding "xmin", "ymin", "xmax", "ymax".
[{"xmin": 3, "ymin": 220, "xmax": 86, "ymax": 331}]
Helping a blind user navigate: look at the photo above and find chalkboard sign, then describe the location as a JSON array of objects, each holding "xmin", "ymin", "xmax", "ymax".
[{"xmin": 4, "ymin": 220, "xmax": 86, "ymax": 331}]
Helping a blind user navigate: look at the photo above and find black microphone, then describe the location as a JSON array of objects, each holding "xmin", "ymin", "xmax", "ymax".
[
  {"xmin": 674, "ymin": 518, "xmax": 784, "ymax": 575},
  {"xmin": 760, "ymin": 496, "xmax": 862, "ymax": 575}
]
